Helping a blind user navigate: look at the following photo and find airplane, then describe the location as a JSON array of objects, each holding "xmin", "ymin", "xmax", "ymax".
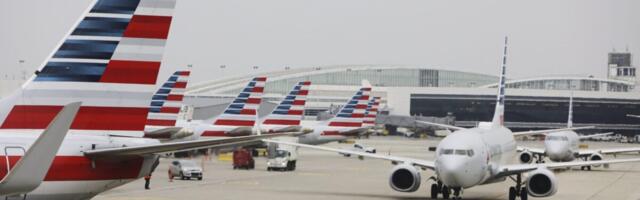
[
  {"xmin": 0, "ymin": 0, "xmax": 294, "ymax": 199},
  {"xmin": 362, "ymin": 96, "xmax": 381, "ymax": 128},
  {"xmin": 297, "ymin": 85, "xmax": 373, "ymax": 145},
  {"xmin": 144, "ymin": 70, "xmax": 194, "ymax": 140},
  {"xmin": 517, "ymin": 95, "xmax": 639, "ymax": 170},
  {"xmin": 264, "ymin": 37, "xmax": 640, "ymax": 200},
  {"xmin": 180, "ymin": 77, "xmax": 267, "ymax": 138},
  {"xmin": 259, "ymin": 81, "xmax": 311, "ymax": 133}
]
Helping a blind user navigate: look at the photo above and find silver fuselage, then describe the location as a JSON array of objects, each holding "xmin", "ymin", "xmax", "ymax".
[{"xmin": 434, "ymin": 125, "xmax": 516, "ymax": 188}]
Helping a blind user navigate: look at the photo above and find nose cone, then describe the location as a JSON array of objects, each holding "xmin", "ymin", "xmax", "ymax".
[
  {"xmin": 545, "ymin": 142, "xmax": 571, "ymax": 161},
  {"xmin": 436, "ymin": 157, "xmax": 481, "ymax": 188}
]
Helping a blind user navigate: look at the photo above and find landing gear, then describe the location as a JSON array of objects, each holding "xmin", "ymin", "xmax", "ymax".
[
  {"xmin": 508, "ymin": 174, "xmax": 528, "ymax": 200},
  {"xmin": 580, "ymin": 157, "xmax": 592, "ymax": 171},
  {"xmin": 428, "ymin": 178, "xmax": 461, "ymax": 199},
  {"xmin": 534, "ymin": 155, "xmax": 545, "ymax": 163},
  {"xmin": 442, "ymin": 185, "xmax": 450, "ymax": 199}
]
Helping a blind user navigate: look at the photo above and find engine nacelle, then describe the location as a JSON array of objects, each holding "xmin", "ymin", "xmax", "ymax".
[
  {"xmin": 589, "ymin": 153, "xmax": 603, "ymax": 167},
  {"xmin": 389, "ymin": 164, "xmax": 421, "ymax": 192},
  {"xmin": 518, "ymin": 151, "xmax": 533, "ymax": 164},
  {"xmin": 526, "ymin": 167, "xmax": 558, "ymax": 197},
  {"xmin": 171, "ymin": 128, "xmax": 194, "ymax": 140}
]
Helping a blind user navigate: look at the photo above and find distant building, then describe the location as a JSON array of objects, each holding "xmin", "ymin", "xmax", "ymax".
[{"xmin": 185, "ymin": 65, "xmax": 640, "ymax": 135}]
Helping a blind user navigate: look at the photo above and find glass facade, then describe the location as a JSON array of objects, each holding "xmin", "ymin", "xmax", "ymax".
[
  {"xmin": 489, "ymin": 79, "xmax": 633, "ymax": 92},
  {"xmin": 411, "ymin": 94, "xmax": 640, "ymax": 134},
  {"xmin": 218, "ymin": 67, "xmax": 498, "ymax": 95}
]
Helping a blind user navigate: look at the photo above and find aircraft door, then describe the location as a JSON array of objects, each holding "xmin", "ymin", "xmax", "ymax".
[{"xmin": 3, "ymin": 146, "xmax": 26, "ymax": 175}]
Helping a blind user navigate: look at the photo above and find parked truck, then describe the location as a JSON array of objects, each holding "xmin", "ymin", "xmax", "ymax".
[{"xmin": 266, "ymin": 136, "xmax": 298, "ymax": 171}]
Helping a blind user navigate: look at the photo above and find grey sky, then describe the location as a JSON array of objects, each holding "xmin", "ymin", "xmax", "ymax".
[{"xmin": 1, "ymin": 0, "xmax": 639, "ymax": 85}]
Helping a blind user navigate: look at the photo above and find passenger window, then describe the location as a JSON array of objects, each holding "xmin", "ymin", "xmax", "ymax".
[{"xmin": 455, "ymin": 150, "xmax": 467, "ymax": 156}]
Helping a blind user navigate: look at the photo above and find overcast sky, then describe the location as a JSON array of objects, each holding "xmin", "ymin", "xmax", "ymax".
[{"xmin": 1, "ymin": 0, "xmax": 638, "ymax": 85}]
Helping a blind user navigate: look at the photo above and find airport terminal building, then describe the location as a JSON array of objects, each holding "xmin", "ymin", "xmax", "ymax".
[{"xmin": 185, "ymin": 59, "xmax": 640, "ymax": 135}]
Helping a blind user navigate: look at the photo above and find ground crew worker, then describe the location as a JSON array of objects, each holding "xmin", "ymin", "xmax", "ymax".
[{"xmin": 144, "ymin": 174, "xmax": 151, "ymax": 190}]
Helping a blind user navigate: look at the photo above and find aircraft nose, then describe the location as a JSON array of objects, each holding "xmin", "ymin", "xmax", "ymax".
[
  {"xmin": 546, "ymin": 143, "xmax": 570, "ymax": 160},
  {"xmin": 437, "ymin": 157, "xmax": 474, "ymax": 187}
]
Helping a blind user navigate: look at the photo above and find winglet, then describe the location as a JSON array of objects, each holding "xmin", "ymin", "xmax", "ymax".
[
  {"xmin": 491, "ymin": 36, "xmax": 508, "ymax": 127},
  {"xmin": 0, "ymin": 102, "xmax": 81, "ymax": 196}
]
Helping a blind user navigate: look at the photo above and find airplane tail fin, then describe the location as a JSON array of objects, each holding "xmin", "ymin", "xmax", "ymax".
[
  {"xmin": 491, "ymin": 37, "xmax": 508, "ymax": 127},
  {"xmin": 262, "ymin": 81, "xmax": 311, "ymax": 126},
  {"xmin": 327, "ymin": 85, "xmax": 372, "ymax": 128},
  {"xmin": 212, "ymin": 77, "xmax": 267, "ymax": 127},
  {"xmin": 362, "ymin": 97, "xmax": 381, "ymax": 127},
  {"xmin": 0, "ymin": 0, "xmax": 177, "ymax": 137},
  {"xmin": 145, "ymin": 69, "xmax": 191, "ymax": 132},
  {"xmin": 567, "ymin": 94, "xmax": 574, "ymax": 128}
]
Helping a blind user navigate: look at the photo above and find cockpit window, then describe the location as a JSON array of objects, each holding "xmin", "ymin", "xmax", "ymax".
[
  {"xmin": 441, "ymin": 149, "xmax": 454, "ymax": 155},
  {"xmin": 441, "ymin": 149, "xmax": 473, "ymax": 157},
  {"xmin": 455, "ymin": 150, "xmax": 467, "ymax": 156}
]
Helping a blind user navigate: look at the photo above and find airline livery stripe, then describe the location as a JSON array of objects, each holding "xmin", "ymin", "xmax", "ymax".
[
  {"xmin": 122, "ymin": 15, "xmax": 173, "ymax": 39},
  {"xmin": 0, "ymin": 156, "xmax": 143, "ymax": 181},
  {"xmin": 1, "ymin": 105, "xmax": 148, "ymax": 130},
  {"xmin": 201, "ymin": 131, "xmax": 227, "ymax": 137},
  {"xmin": 328, "ymin": 122, "xmax": 362, "ymax": 127},
  {"xmin": 262, "ymin": 119, "xmax": 300, "ymax": 125},
  {"xmin": 99, "ymin": 60, "xmax": 160, "ymax": 84},
  {"xmin": 145, "ymin": 119, "xmax": 176, "ymax": 126},
  {"xmin": 166, "ymin": 94, "xmax": 183, "ymax": 101},
  {"xmin": 214, "ymin": 119, "xmax": 255, "ymax": 126}
]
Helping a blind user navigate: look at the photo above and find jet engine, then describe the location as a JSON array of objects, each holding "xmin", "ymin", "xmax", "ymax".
[
  {"xmin": 171, "ymin": 128, "xmax": 194, "ymax": 140},
  {"xmin": 389, "ymin": 164, "xmax": 421, "ymax": 192},
  {"xmin": 525, "ymin": 167, "xmax": 558, "ymax": 197},
  {"xmin": 589, "ymin": 153, "xmax": 603, "ymax": 167},
  {"xmin": 518, "ymin": 150, "xmax": 533, "ymax": 164}
]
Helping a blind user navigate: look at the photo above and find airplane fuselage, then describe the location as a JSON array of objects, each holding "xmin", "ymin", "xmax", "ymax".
[
  {"xmin": 543, "ymin": 131, "xmax": 580, "ymax": 162},
  {"xmin": 0, "ymin": 131, "xmax": 159, "ymax": 200},
  {"xmin": 435, "ymin": 126, "xmax": 516, "ymax": 188}
]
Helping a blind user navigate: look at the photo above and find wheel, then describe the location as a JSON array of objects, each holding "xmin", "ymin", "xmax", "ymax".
[
  {"xmin": 508, "ymin": 187, "xmax": 516, "ymax": 200},
  {"xmin": 587, "ymin": 166, "xmax": 592, "ymax": 171},
  {"xmin": 233, "ymin": 166, "xmax": 237, "ymax": 170},
  {"xmin": 267, "ymin": 167, "xmax": 272, "ymax": 171},
  {"xmin": 179, "ymin": 172, "xmax": 185, "ymax": 180},
  {"xmin": 430, "ymin": 184, "xmax": 439, "ymax": 199},
  {"xmin": 442, "ymin": 186, "xmax": 450, "ymax": 199},
  {"xmin": 372, "ymin": 150, "xmax": 377, "ymax": 154},
  {"xmin": 519, "ymin": 187, "xmax": 528, "ymax": 200},
  {"xmin": 198, "ymin": 177, "xmax": 203, "ymax": 181},
  {"xmin": 292, "ymin": 162, "xmax": 297, "ymax": 171}
]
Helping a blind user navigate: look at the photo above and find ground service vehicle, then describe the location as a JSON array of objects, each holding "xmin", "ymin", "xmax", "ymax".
[
  {"xmin": 169, "ymin": 160, "xmax": 203, "ymax": 180},
  {"xmin": 233, "ymin": 148, "xmax": 255, "ymax": 169}
]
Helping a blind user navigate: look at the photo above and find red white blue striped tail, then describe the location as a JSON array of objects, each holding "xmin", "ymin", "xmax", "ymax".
[
  {"xmin": 0, "ymin": 0, "xmax": 177, "ymax": 137},
  {"xmin": 212, "ymin": 77, "xmax": 267, "ymax": 127},
  {"xmin": 327, "ymin": 87, "xmax": 371, "ymax": 127},
  {"xmin": 262, "ymin": 81, "xmax": 310, "ymax": 126},
  {"xmin": 145, "ymin": 70, "xmax": 190, "ymax": 132},
  {"xmin": 362, "ymin": 97, "xmax": 381, "ymax": 127}
]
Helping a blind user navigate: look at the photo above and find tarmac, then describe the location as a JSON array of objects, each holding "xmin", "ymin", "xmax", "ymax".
[{"xmin": 94, "ymin": 136, "xmax": 640, "ymax": 200}]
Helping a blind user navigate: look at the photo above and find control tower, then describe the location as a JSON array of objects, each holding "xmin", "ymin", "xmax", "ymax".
[{"xmin": 607, "ymin": 50, "xmax": 635, "ymax": 82}]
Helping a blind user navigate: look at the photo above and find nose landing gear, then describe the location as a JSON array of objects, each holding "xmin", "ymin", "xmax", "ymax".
[
  {"xmin": 508, "ymin": 174, "xmax": 528, "ymax": 200},
  {"xmin": 428, "ymin": 177, "xmax": 463, "ymax": 199}
]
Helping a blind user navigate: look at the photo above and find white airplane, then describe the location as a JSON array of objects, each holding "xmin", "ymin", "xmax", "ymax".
[
  {"xmin": 298, "ymin": 85, "xmax": 373, "ymax": 145},
  {"xmin": 517, "ymin": 96, "xmax": 640, "ymax": 170},
  {"xmin": 265, "ymin": 37, "xmax": 640, "ymax": 200},
  {"xmin": 0, "ymin": 1, "xmax": 293, "ymax": 199}
]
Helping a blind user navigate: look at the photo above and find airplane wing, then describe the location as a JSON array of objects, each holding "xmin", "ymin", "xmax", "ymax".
[
  {"xmin": 143, "ymin": 127, "xmax": 186, "ymax": 139},
  {"xmin": 263, "ymin": 139, "xmax": 435, "ymax": 170},
  {"xmin": 516, "ymin": 146, "xmax": 545, "ymax": 155},
  {"xmin": 416, "ymin": 121, "xmax": 466, "ymax": 131},
  {"xmin": 496, "ymin": 158, "xmax": 640, "ymax": 177},
  {"xmin": 626, "ymin": 114, "xmax": 640, "ymax": 119},
  {"xmin": 0, "ymin": 102, "xmax": 80, "ymax": 196},
  {"xmin": 577, "ymin": 147, "xmax": 640, "ymax": 157},
  {"xmin": 578, "ymin": 132, "xmax": 613, "ymax": 139},
  {"xmin": 84, "ymin": 132, "xmax": 297, "ymax": 158},
  {"xmin": 512, "ymin": 126, "xmax": 595, "ymax": 137}
]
